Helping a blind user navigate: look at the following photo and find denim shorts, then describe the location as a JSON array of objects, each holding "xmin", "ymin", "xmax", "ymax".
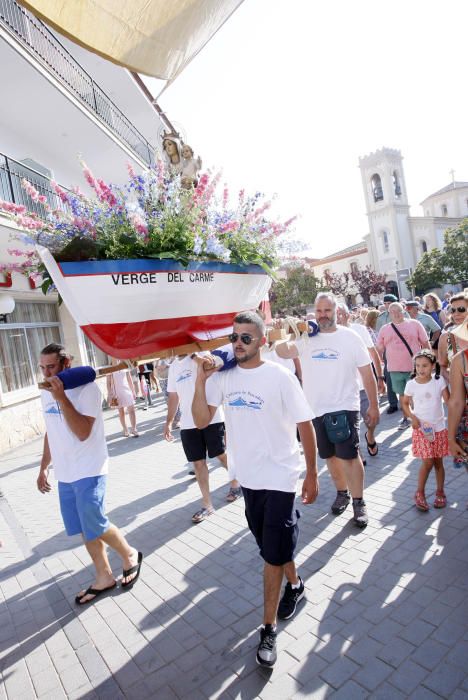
[
  {"xmin": 242, "ymin": 488, "xmax": 300, "ymax": 566},
  {"xmin": 58, "ymin": 476, "xmax": 110, "ymax": 542}
]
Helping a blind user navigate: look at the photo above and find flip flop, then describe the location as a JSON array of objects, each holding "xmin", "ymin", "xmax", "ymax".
[
  {"xmin": 75, "ymin": 582, "xmax": 116, "ymax": 605},
  {"xmin": 365, "ymin": 432, "xmax": 378, "ymax": 457},
  {"xmin": 121, "ymin": 551, "xmax": 143, "ymax": 589}
]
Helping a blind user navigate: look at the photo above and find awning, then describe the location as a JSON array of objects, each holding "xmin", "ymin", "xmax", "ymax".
[{"xmin": 18, "ymin": 0, "xmax": 244, "ymax": 81}]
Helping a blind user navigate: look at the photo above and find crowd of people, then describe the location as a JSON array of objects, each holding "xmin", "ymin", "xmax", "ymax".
[{"xmin": 35, "ymin": 287, "xmax": 468, "ymax": 668}]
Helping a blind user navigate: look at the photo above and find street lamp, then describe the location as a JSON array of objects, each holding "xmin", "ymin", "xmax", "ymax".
[{"xmin": 0, "ymin": 294, "xmax": 15, "ymax": 323}]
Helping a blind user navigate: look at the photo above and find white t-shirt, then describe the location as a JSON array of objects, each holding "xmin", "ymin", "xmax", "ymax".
[
  {"xmin": 41, "ymin": 382, "xmax": 108, "ymax": 483},
  {"xmin": 404, "ymin": 376, "xmax": 447, "ymax": 432},
  {"xmin": 261, "ymin": 347, "xmax": 295, "ymax": 373},
  {"xmin": 296, "ymin": 325, "xmax": 371, "ymax": 416},
  {"xmin": 167, "ymin": 355, "xmax": 223, "ymax": 430},
  {"xmin": 350, "ymin": 323, "xmax": 373, "ymax": 391},
  {"xmin": 205, "ymin": 362, "xmax": 313, "ymax": 492}
]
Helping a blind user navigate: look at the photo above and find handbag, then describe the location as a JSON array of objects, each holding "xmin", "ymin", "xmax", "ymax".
[
  {"xmin": 323, "ymin": 411, "xmax": 351, "ymax": 444},
  {"xmin": 109, "ymin": 375, "xmax": 119, "ymax": 408}
]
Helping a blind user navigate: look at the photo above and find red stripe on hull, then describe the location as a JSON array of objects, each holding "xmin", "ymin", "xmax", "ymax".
[{"xmin": 82, "ymin": 312, "xmax": 237, "ymax": 358}]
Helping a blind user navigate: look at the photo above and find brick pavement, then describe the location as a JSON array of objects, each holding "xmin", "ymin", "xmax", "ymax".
[{"xmin": 0, "ymin": 394, "xmax": 467, "ymax": 699}]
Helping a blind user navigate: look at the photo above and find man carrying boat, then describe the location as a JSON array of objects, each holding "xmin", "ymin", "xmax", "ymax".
[
  {"xmin": 37, "ymin": 343, "xmax": 143, "ymax": 604},
  {"xmin": 192, "ymin": 311, "xmax": 319, "ymax": 668}
]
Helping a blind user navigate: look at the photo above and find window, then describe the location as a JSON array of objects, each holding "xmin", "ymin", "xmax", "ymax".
[
  {"xmin": 383, "ymin": 231, "xmax": 389, "ymax": 253},
  {"xmin": 371, "ymin": 174, "xmax": 383, "ymax": 202},
  {"xmin": 81, "ymin": 330, "xmax": 109, "ymax": 368},
  {"xmin": 393, "ymin": 170, "xmax": 401, "ymax": 196},
  {"xmin": 0, "ymin": 301, "xmax": 61, "ymax": 394},
  {"xmin": 350, "ymin": 262, "xmax": 359, "ymax": 274},
  {"xmin": 441, "ymin": 204, "xmax": 448, "ymax": 216},
  {"xmin": 421, "ymin": 240, "xmax": 428, "ymax": 253}
]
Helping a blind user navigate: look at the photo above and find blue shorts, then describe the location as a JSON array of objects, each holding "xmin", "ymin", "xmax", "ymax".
[{"xmin": 58, "ymin": 476, "xmax": 110, "ymax": 541}]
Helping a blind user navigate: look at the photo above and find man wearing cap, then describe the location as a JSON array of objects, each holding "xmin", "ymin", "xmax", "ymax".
[{"xmin": 406, "ymin": 300, "xmax": 441, "ymax": 346}]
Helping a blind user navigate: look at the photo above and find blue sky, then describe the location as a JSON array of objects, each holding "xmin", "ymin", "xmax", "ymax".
[{"xmin": 145, "ymin": 0, "xmax": 468, "ymax": 258}]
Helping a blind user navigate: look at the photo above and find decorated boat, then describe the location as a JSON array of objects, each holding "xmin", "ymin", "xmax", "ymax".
[{"xmin": 38, "ymin": 247, "xmax": 271, "ymax": 358}]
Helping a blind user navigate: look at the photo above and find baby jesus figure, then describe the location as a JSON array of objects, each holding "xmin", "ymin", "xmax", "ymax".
[{"xmin": 181, "ymin": 144, "xmax": 202, "ymax": 188}]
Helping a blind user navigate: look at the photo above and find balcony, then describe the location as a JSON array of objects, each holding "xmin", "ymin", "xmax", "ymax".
[
  {"xmin": 0, "ymin": 0, "xmax": 155, "ymax": 168},
  {"xmin": 0, "ymin": 153, "xmax": 69, "ymax": 220}
]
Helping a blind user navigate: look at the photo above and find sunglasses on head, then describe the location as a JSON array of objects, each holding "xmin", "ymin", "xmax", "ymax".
[
  {"xmin": 228, "ymin": 332, "xmax": 255, "ymax": 345},
  {"xmin": 449, "ymin": 306, "xmax": 467, "ymax": 314}
]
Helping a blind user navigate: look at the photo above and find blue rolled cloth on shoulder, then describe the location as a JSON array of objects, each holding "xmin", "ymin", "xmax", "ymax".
[
  {"xmin": 57, "ymin": 366, "xmax": 96, "ymax": 389},
  {"xmin": 212, "ymin": 345, "xmax": 237, "ymax": 371},
  {"xmin": 308, "ymin": 320, "xmax": 320, "ymax": 337}
]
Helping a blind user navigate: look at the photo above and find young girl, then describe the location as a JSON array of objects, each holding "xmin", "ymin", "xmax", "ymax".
[{"xmin": 402, "ymin": 350, "xmax": 450, "ymax": 511}]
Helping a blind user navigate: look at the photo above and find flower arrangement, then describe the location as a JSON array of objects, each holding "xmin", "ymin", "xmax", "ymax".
[{"xmin": 0, "ymin": 161, "xmax": 296, "ymax": 287}]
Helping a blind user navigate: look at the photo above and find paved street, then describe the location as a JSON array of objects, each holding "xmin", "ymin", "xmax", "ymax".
[{"xmin": 1, "ymin": 393, "xmax": 467, "ymax": 699}]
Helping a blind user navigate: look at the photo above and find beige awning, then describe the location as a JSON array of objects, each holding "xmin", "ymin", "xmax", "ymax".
[{"xmin": 18, "ymin": 0, "xmax": 244, "ymax": 80}]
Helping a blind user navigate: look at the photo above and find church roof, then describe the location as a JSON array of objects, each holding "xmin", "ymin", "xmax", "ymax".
[
  {"xmin": 422, "ymin": 181, "xmax": 468, "ymax": 201},
  {"xmin": 316, "ymin": 241, "xmax": 368, "ymax": 264}
]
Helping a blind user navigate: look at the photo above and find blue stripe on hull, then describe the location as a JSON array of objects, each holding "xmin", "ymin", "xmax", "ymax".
[{"xmin": 59, "ymin": 259, "xmax": 266, "ymax": 276}]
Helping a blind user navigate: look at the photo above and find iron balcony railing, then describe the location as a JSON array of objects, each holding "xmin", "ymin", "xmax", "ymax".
[
  {"xmin": 0, "ymin": 153, "xmax": 70, "ymax": 219},
  {"xmin": 0, "ymin": 0, "xmax": 156, "ymax": 167}
]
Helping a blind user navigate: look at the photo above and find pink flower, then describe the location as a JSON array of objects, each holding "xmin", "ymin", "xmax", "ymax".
[
  {"xmin": 21, "ymin": 178, "xmax": 41, "ymax": 201},
  {"xmin": 51, "ymin": 180, "xmax": 70, "ymax": 204},
  {"xmin": 126, "ymin": 162, "xmax": 136, "ymax": 179}
]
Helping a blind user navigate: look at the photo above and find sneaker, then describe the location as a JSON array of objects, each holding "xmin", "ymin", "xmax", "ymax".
[
  {"xmin": 331, "ymin": 491, "xmax": 350, "ymax": 515},
  {"xmin": 398, "ymin": 417, "xmax": 410, "ymax": 430},
  {"xmin": 277, "ymin": 577, "xmax": 305, "ymax": 620},
  {"xmin": 386, "ymin": 405, "xmax": 399, "ymax": 414},
  {"xmin": 256, "ymin": 625, "xmax": 277, "ymax": 667},
  {"xmin": 353, "ymin": 498, "xmax": 368, "ymax": 528}
]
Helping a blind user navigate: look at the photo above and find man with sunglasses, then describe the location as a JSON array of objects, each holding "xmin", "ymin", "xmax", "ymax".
[{"xmin": 192, "ymin": 311, "xmax": 319, "ymax": 668}]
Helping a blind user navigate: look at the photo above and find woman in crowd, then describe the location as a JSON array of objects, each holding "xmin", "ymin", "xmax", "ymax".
[
  {"xmin": 423, "ymin": 292, "xmax": 446, "ymax": 329},
  {"xmin": 107, "ymin": 360, "xmax": 139, "ymax": 437},
  {"xmin": 365, "ymin": 309, "xmax": 379, "ymax": 345},
  {"xmin": 438, "ymin": 293, "xmax": 468, "ymax": 383}
]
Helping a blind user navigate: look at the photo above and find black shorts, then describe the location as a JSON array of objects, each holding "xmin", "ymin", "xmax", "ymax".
[
  {"xmin": 312, "ymin": 411, "xmax": 360, "ymax": 460},
  {"xmin": 242, "ymin": 488, "xmax": 300, "ymax": 566},
  {"xmin": 180, "ymin": 422, "xmax": 225, "ymax": 462}
]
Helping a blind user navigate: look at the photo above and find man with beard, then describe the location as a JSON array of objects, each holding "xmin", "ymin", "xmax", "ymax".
[
  {"xmin": 192, "ymin": 311, "xmax": 319, "ymax": 669},
  {"xmin": 276, "ymin": 293, "xmax": 380, "ymax": 528}
]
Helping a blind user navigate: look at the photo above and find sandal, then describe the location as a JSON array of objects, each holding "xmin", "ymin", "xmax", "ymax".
[
  {"xmin": 365, "ymin": 432, "xmax": 378, "ymax": 457},
  {"xmin": 414, "ymin": 491, "xmax": 429, "ymax": 512},
  {"xmin": 192, "ymin": 507, "xmax": 215, "ymax": 523},
  {"xmin": 226, "ymin": 487, "xmax": 242, "ymax": 502},
  {"xmin": 75, "ymin": 582, "xmax": 116, "ymax": 605},
  {"xmin": 434, "ymin": 491, "xmax": 447, "ymax": 508},
  {"xmin": 121, "ymin": 551, "xmax": 143, "ymax": 589}
]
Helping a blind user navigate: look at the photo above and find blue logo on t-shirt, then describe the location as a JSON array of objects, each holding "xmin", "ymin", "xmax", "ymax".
[
  {"xmin": 311, "ymin": 348, "xmax": 339, "ymax": 360},
  {"xmin": 226, "ymin": 392, "xmax": 264, "ymax": 410},
  {"xmin": 45, "ymin": 403, "xmax": 61, "ymax": 414},
  {"xmin": 176, "ymin": 370, "xmax": 192, "ymax": 383}
]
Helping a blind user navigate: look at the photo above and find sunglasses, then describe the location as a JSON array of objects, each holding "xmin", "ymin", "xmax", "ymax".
[
  {"xmin": 449, "ymin": 306, "xmax": 467, "ymax": 314},
  {"xmin": 228, "ymin": 332, "xmax": 255, "ymax": 345}
]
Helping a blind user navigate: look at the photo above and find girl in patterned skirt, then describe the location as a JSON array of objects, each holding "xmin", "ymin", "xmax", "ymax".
[{"xmin": 402, "ymin": 350, "xmax": 450, "ymax": 511}]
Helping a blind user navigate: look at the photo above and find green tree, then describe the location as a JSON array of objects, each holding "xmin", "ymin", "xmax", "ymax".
[
  {"xmin": 406, "ymin": 248, "xmax": 445, "ymax": 294},
  {"xmin": 406, "ymin": 219, "xmax": 468, "ymax": 293},
  {"xmin": 442, "ymin": 219, "xmax": 468, "ymax": 284},
  {"xmin": 270, "ymin": 264, "xmax": 321, "ymax": 315}
]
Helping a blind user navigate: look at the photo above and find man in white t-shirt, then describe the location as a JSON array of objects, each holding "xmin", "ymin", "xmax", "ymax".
[
  {"xmin": 192, "ymin": 311, "xmax": 319, "ymax": 669},
  {"xmin": 277, "ymin": 293, "xmax": 380, "ymax": 528},
  {"xmin": 336, "ymin": 303, "xmax": 385, "ymax": 460},
  {"xmin": 165, "ymin": 354, "xmax": 241, "ymax": 523},
  {"xmin": 37, "ymin": 343, "xmax": 142, "ymax": 605}
]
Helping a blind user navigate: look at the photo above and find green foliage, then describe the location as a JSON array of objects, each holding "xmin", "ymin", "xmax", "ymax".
[
  {"xmin": 406, "ymin": 219, "xmax": 468, "ymax": 293},
  {"xmin": 270, "ymin": 265, "xmax": 321, "ymax": 314}
]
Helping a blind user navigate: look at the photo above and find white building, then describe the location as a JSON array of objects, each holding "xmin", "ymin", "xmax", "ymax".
[
  {"xmin": 0, "ymin": 0, "xmax": 168, "ymax": 451},
  {"xmin": 313, "ymin": 148, "xmax": 467, "ymax": 299},
  {"xmin": 359, "ymin": 147, "xmax": 468, "ymax": 296}
]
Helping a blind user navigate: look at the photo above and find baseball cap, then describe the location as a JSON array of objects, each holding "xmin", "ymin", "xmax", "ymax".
[
  {"xmin": 383, "ymin": 294, "xmax": 398, "ymax": 303},
  {"xmin": 405, "ymin": 300, "xmax": 420, "ymax": 307}
]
